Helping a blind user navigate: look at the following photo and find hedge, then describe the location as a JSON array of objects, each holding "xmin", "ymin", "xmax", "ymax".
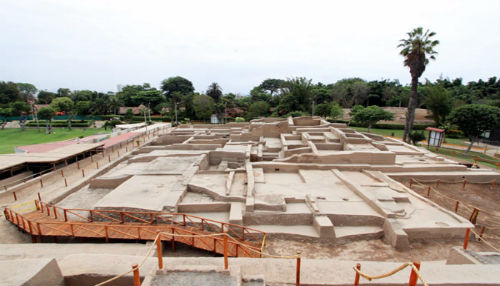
[
  {"xmin": 98, "ymin": 115, "xmax": 172, "ymax": 122},
  {"xmin": 327, "ymin": 119, "xmax": 433, "ymax": 130},
  {"xmin": 446, "ymin": 129, "xmax": 464, "ymax": 138},
  {"xmin": 26, "ymin": 120, "xmax": 91, "ymax": 127}
]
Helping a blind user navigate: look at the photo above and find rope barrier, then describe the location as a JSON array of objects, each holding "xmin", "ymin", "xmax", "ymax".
[
  {"xmin": 353, "ymin": 262, "xmax": 428, "ymax": 286},
  {"xmin": 92, "ymin": 231, "xmax": 298, "ymax": 286},
  {"xmin": 470, "ymin": 229, "xmax": 500, "ymax": 253},
  {"xmin": 410, "ymin": 178, "xmax": 500, "ymax": 238},
  {"xmin": 411, "ymin": 178, "xmax": 500, "ymax": 221}
]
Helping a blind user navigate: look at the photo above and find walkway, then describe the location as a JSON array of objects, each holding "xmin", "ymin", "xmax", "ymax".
[{"xmin": 4, "ymin": 200, "xmax": 265, "ymax": 258}]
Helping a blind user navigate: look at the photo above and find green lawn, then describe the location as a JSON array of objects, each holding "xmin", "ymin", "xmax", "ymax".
[
  {"xmin": 351, "ymin": 127, "xmax": 469, "ymax": 146},
  {"xmin": 430, "ymin": 147, "xmax": 499, "ymax": 169},
  {"xmin": 350, "ymin": 127, "xmax": 499, "ymax": 169},
  {"xmin": 0, "ymin": 128, "xmax": 110, "ymax": 154}
]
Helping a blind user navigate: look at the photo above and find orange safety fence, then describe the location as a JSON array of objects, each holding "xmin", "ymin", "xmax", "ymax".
[
  {"xmin": 34, "ymin": 200, "xmax": 265, "ymax": 245},
  {"xmin": 353, "ymin": 261, "xmax": 427, "ymax": 286},
  {"xmin": 409, "ymin": 178, "xmax": 500, "ymax": 234},
  {"xmin": 91, "ymin": 232, "xmax": 300, "ymax": 286}
]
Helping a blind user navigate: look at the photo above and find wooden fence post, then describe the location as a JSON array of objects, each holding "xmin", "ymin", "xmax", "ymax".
[
  {"xmin": 224, "ymin": 234, "xmax": 228, "ymax": 269},
  {"xmin": 132, "ymin": 264, "xmax": 140, "ymax": 286},
  {"xmin": 408, "ymin": 261, "xmax": 420, "ymax": 286},
  {"xmin": 354, "ymin": 263, "xmax": 361, "ymax": 286},
  {"xmin": 296, "ymin": 251, "xmax": 302, "ymax": 286},
  {"xmin": 463, "ymin": 228, "xmax": 471, "ymax": 250},
  {"xmin": 157, "ymin": 236, "xmax": 163, "ymax": 269}
]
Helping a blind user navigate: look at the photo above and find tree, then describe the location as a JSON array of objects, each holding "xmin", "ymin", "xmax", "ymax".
[
  {"xmin": 314, "ymin": 103, "xmax": 331, "ymax": 117},
  {"xmin": 124, "ymin": 108, "xmax": 134, "ymax": 123},
  {"xmin": 131, "ymin": 90, "xmax": 164, "ymax": 109},
  {"xmin": 259, "ymin": 79, "xmax": 285, "ymax": 96},
  {"xmin": 330, "ymin": 103, "xmax": 344, "ymax": 119},
  {"xmin": 16, "ymin": 83, "xmax": 37, "ymax": 102},
  {"xmin": 331, "ymin": 78, "xmax": 369, "ymax": 107},
  {"xmin": 37, "ymin": 90, "xmax": 56, "ymax": 104},
  {"xmin": 424, "ymin": 85, "xmax": 453, "ymax": 126},
  {"xmin": 207, "ymin": 83, "xmax": 225, "ymax": 122},
  {"xmin": 193, "ymin": 95, "xmax": 214, "ymax": 121},
  {"xmin": 398, "ymin": 27, "xmax": 439, "ymax": 142},
  {"xmin": 206, "ymin": 83, "xmax": 223, "ymax": 103},
  {"xmin": 9, "ymin": 101, "xmax": 31, "ymax": 131},
  {"xmin": 138, "ymin": 105, "xmax": 149, "ymax": 123},
  {"xmin": 349, "ymin": 105, "xmax": 364, "ymax": 117},
  {"xmin": 71, "ymin": 90, "xmax": 94, "ymax": 102},
  {"xmin": 161, "ymin": 76, "xmax": 195, "ymax": 98},
  {"xmin": 50, "ymin": 97, "xmax": 74, "ymax": 113},
  {"xmin": 277, "ymin": 77, "xmax": 313, "ymax": 114},
  {"xmin": 0, "ymin": 81, "xmax": 21, "ymax": 104},
  {"xmin": 37, "ymin": 106, "xmax": 56, "ymax": 134},
  {"xmin": 108, "ymin": 95, "xmax": 122, "ymax": 115},
  {"xmin": 90, "ymin": 93, "xmax": 112, "ymax": 115},
  {"xmin": 51, "ymin": 97, "xmax": 75, "ymax": 129},
  {"xmin": 0, "ymin": 107, "xmax": 12, "ymax": 130},
  {"xmin": 352, "ymin": 105, "xmax": 394, "ymax": 132},
  {"xmin": 250, "ymin": 86, "xmax": 272, "ymax": 103},
  {"xmin": 449, "ymin": 104, "xmax": 500, "ymax": 152},
  {"xmin": 75, "ymin": 101, "xmax": 92, "ymax": 115},
  {"xmin": 56, "ymin": 88, "xmax": 71, "ymax": 98},
  {"xmin": 116, "ymin": 84, "xmax": 151, "ymax": 106},
  {"xmin": 248, "ymin": 101, "xmax": 270, "ymax": 119},
  {"xmin": 10, "ymin": 101, "xmax": 31, "ymax": 115},
  {"xmin": 161, "ymin": 77, "xmax": 195, "ymax": 123}
]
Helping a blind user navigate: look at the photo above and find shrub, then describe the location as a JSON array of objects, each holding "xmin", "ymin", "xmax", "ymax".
[
  {"xmin": 235, "ymin": 117, "xmax": 246, "ymax": 122},
  {"xmin": 330, "ymin": 103, "xmax": 343, "ymax": 119},
  {"xmin": 284, "ymin": 111, "xmax": 309, "ymax": 117},
  {"xmin": 109, "ymin": 118, "xmax": 121, "ymax": 127},
  {"xmin": 446, "ymin": 129, "xmax": 464, "ymax": 138},
  {"xmin": 409, "ymin": 131, "xmax": 426, "ymax": 145},
  {"xmin": 26, "ymin": 120, "xmax": 91, "ymax": 127}
]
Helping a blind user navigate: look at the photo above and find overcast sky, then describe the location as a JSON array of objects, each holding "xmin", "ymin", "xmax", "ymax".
[{"xmin": 1, "ymin": 0, "xmax": 499, "ymax": 95}]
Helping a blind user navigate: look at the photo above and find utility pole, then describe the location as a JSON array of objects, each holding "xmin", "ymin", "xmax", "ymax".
[
  {"xmin": 148, "ymin": 102, "xmax": 151, "ymax": 122},
  {"xmin": 174, "ymin": 101, "xmax": 178, "ymax": 125}
]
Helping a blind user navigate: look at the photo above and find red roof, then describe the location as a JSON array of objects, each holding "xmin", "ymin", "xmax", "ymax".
[
  {"xmin": 426, "ymin": 127, "xmax": 445, "ymax": 133},
  {"xmin": 100, "ymin": 132, "xmax": 141, "ymax": 148},
  {"xmin": 17, "ymin": 140, "xmax": 75, "ymax": 153}
]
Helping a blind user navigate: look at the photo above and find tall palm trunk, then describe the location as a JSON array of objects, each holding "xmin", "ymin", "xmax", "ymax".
[{"xmin": 403, "ymin": 76, "xmax": 418, "ymax": 142}]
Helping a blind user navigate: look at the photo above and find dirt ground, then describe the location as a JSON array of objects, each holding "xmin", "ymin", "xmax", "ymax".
[
  {"xmin": 265, "ymin": 181, "xmax": 500, "ymax": 262},
  {"xmin": 342, "ymin": 107, "xmax": 434, "ymax": 124}
]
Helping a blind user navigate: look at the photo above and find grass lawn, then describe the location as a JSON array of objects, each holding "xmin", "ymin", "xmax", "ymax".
[
  {"xmin": 351, "ymin": 127, "xmax": 469, "ymax": 147},
  {"xmin": 0, "ymin": 128, "xmax": 110, "ymax": 154},
  {"xmin": 350, "ymin": 127, "xmax": 499, "ymax": 168},
  {"xmin": 427, "ymin": 146, "xmax": 500, "ymax": 169}
]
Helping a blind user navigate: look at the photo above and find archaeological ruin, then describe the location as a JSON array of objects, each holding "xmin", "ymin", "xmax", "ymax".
[{"xmin": 1, "ymin": 118, "xmax": 499, "ymax": 286}]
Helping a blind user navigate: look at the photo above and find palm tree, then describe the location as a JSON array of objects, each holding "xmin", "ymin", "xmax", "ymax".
[
  {"xmin": 108, "ymin": 95, "xmax": 122, "ymax": 115},
  {"xmin": 206, "ymin": 83, "xmax": 223, "ymax": 103},
  {"xmin": 206, "ymin": 83, "xmax": 223, "ymax": 122},
  {"xmin": 398, "ymin": 27, "xmax": 439, "ymax": 142}
]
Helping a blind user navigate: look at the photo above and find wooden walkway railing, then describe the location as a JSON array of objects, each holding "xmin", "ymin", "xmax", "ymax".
[{"xmin": 4, "ymin": 200, "xmax": 265, "ymax": 258}]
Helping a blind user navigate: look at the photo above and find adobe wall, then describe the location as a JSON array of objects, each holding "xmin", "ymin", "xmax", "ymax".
[
  {"xmin": 208, "ymin": 151, "xmax": 246, "ymax": 165},
  {"xmin": 249, "ymin": 121, "xmax": 289, "ymax": 138},
  {"xmin": 0, "ymin": 171, "xmax": 33, "ymax": 188},
  {"xmin": 278, "ymin": 151, "xmax": 396, "ymax": 165}
]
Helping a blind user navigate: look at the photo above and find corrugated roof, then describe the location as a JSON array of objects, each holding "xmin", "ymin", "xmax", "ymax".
[{"xmin": 0, "ymin": 143, "xmax": 103, "ymax": 171}]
